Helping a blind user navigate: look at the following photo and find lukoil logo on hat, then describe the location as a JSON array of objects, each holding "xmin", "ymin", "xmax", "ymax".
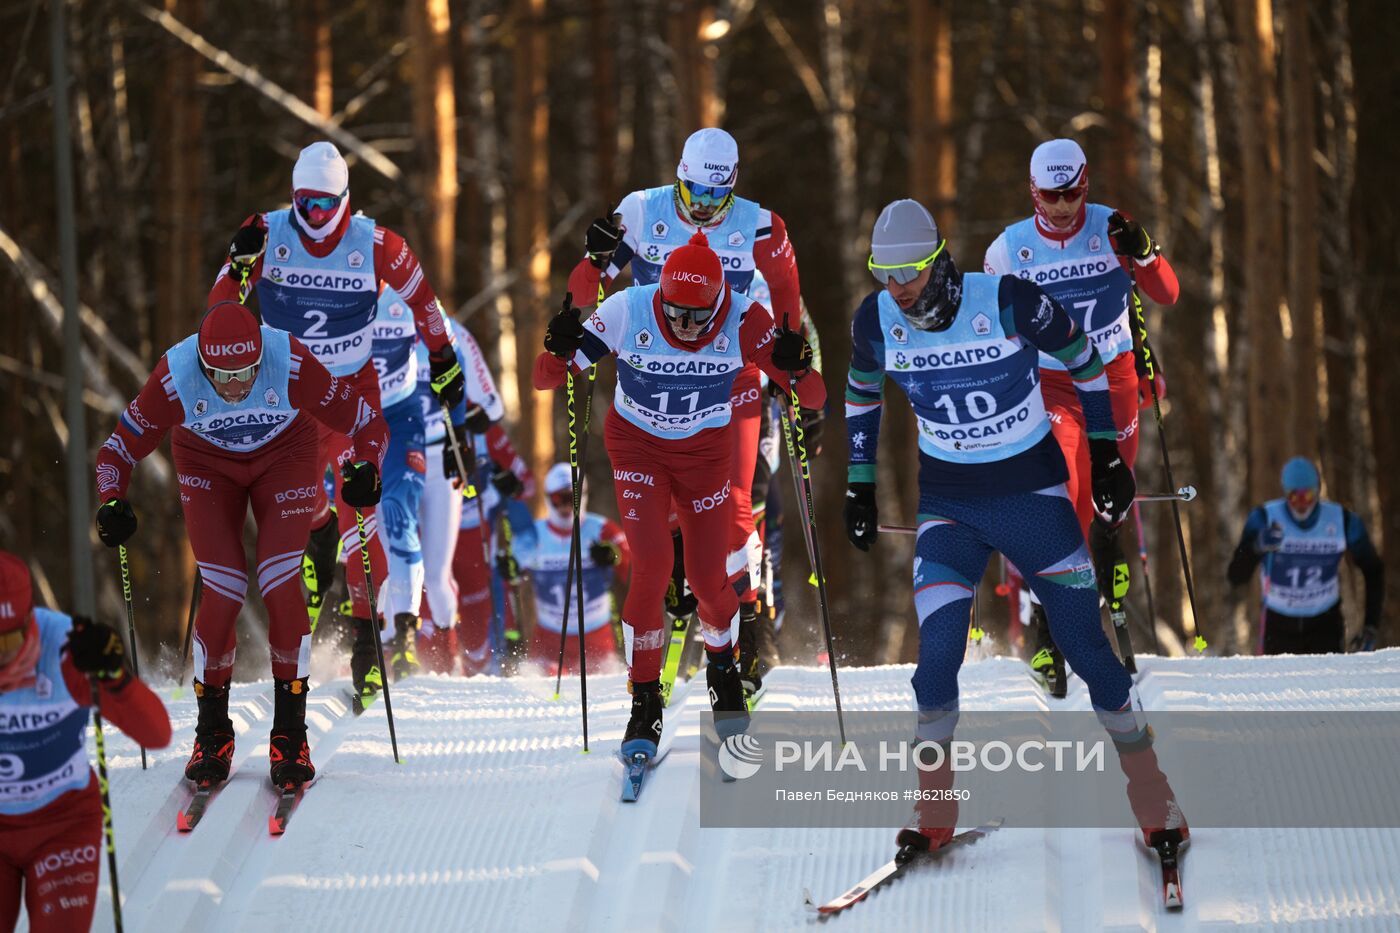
[{"xmin": 198, "ymin": 302, "xmax": 263, "ymax": 371}]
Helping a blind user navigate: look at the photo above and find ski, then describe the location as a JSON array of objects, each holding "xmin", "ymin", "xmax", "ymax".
[
  {"xmin": 176, "ymin": 779, "xmax": 222, "ymax": 833},
  {"xmin": 659, "ymin": 613, "xmax": 692, "ymax": 707},
  {"xmin": 804, "ymin": 818, "xmax": 1004, "ymax": 916},
  {"xmin": 619, "ymin": 678, "xmax": 691, "ymax": 802},
  {"xmin": 1151, "ymin": 834, "xmax": 1187, "ymax": 910},
  {"xmin": 620, "ymin": 752, "xmax": 651, "ymax": 802},
  {"xmin": 268, "ymin": 781, "xmax": 306, "ymax": 835}
]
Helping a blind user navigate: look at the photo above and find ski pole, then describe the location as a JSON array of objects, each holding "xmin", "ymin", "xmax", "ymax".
[
  {"xmin": 1135, "ymin": 485, "xmax": 1197, "ymax": 503},
  {"xmin": 346, "ymin": 490, "xmax": 400, "ymax": 764},
  {"xmin": 172, "ymin": 570, "xmax": 202, "ymax": 701},
  {"xmin": 554, "ymin": 365, "xmax": 597, "ymax": 700},
  {"xmin": 779, "ymin": 315, "xmax": 845, "ymax": 745},
  {"xmin": 89, "ymin": 680, "xmax": 123, "ymax": 932},
  {"xmin": 115, "ymin": 545, "xmax": 147, "ymax": 770},
  {"xmin": 1131, "ymin": 501, "xmax": 1162, "ymax": 656},
  {"xmin": 1129, "ymin": 275, "xmax": 1207, "ymax": 652},
  {"xmin": 497, "ymin": 509, "xmax": 526, "ymax": 674}
]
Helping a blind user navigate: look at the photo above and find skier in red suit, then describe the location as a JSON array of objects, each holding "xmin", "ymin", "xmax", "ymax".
[{"xmin": 95, "ymin": 302, "xmax": 387, "ymax": 786}]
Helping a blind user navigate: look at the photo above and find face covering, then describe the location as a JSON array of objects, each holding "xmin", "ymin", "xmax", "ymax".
[{"xmin": 901, "ymin": 252, "xmax": 964, "ymax": 332}]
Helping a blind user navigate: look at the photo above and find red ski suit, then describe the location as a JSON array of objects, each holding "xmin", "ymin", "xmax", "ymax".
[
  {"xmin": 96, "ymin": 337, "xmax": 388, "ymax": 686},
  {"xmin": 0, "ymin": 636, "xmax": 169, "ymax": 933},
  {"xmin": 534, "ymin": 287, "xmax": 824, "ymax": 683},
  {"xmin": 207, "ymin": 210, "xmax": 452, "ymax": 618},
  {"xmin": 568, "ymin": 204, "xmax": 803, "ymax": 604}
]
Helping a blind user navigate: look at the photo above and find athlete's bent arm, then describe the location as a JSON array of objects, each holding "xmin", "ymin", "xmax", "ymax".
[
  {"xmin": 95, "ymin": 356, "xmax": 186, "ymax": 501},
  {"xmin": 844, "ymin": 293, "xmax": 887, "ymax": 484}
]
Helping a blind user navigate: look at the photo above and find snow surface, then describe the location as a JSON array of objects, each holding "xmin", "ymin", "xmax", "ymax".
[{"xmin": 56, "ymin": 651, "xmax": 1400, "ymax": 932}]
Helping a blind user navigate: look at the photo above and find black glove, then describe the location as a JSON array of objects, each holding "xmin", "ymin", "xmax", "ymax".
[
  {"xmin": 1350, "ymin": 627, "xmax": 1379, "ymax": 652},
  {"xmin": 544, "ymin": 294, "xmax": 585, "ymax": 359},
  {"xmin": 340, "ymin": 460, "xmax": 382, "ymax": 508},
  {"xmin": 664, "ymin": 530, "xmax": 698, "ymax": 620},
  {"xmin": 844, "ymin": 482, "xmax": 878, "ymax": 551},
  {"xmin": 441, "ymin": 435, "xmax": 473, "ymax": 482},
  {"xmin": 463, "ymin": 405, "xmax": 492, "ymax": 434},
  {"xmin": 495, "ymin": 551, "xmax": 520, "ymax": 583},
  {"xmin": 589, "ymin": 541, "xmax": 619, "ymax": 567},
  {"xmin": 490, "ymin": 466, "xmax": 524, "ymax": 498},
  {"xmin": 429, "ymin": 346, "xmax": 466, "ymax": 410},
  {"xmin": 1106, "ymin": 211, "xmax": 1155, "ymax": 261},
  {"xmin": 797, "ymin": 407, "xmax": 825, "ymax": 456},
  {"xmin": 65, "ymin": 615, "xmax": 128, "ymax": 680},
  {"xmin": 229, "ymin": 221, "xmax": 267, "ymax": 267},
  {"xmin": 584, "ymin": 215, "xmax": 623, "ymax": 268},
  {"xmin": 96, "ymin": 499, "xmax": 137, "ymax": 548},
  {"xmin": 1089, "ymin": 438, "xmax": 1136, "ymax": 526},
  {"xmin": 770, "ymin": 324, "xmax": 814, "ymax": 373},
  {"xmin": 1255, "ymin": 523, "xmax": 1285, "ymax": 554}
]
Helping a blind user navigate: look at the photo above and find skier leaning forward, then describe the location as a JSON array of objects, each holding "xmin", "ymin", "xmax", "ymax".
[
  {"xmin": 842, "ymin": 199, "xmax": 1188, "ymax": 854},
  {"xmin": 95, "ymin": 302, "xmax": 388, "ymax": 787},
  {"xmin": 533, "ymin": 232, "xmax": 824, "ymax": 756}
]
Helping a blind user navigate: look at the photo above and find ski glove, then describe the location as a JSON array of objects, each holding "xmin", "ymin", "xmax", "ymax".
[
  {"xmin": 441, "ymin": 431, "xmax": 474, "ymax": 482},
  {"xmin": 1106, "ymin": 211, "xmax": 1156, "ymax": 261},
  {"xmin": 340, "ymin": 460, "xmax": 382, "ymax": 508},
  {"xmin": 66, "ymin": 615, "xmax": 129, "ymax": 681},
  {"xmin": 1255, "ymin": 523, "xmax": 1286, "ymax": 554},
  {"xmin": 1088, "ymin": 438, "xmax": 1136, "ymax": 526},
  {"xmin": 544, "ymin": 294, "xmax": 586, "ymax": 359},
  {"xmin": 1350, "ymin": 626, "xmax": 1379, "ymax": 652},
  {"xmin": 463, "ymin": 404, "xmax": 492, "ymax": 434},
  {"xmin": 589, "ymin": 540, "xmax": 620, "ymax": 567},
  {"xmin": 429, "ymin": 346, "xmax": 466, "ymax": 410},
  {"xmin": 229, "ymin": 221, "xmax": 267, "ymax": 267},
  {"xmin": 96, "ymin": 498, "xmax": 137, "ymax": 548},
  {"xmin": 664, "ymin": 529, "xmax": 698, "ymax": 620},
  {"xmin": 770, "ymin": 325, "xmax": 814, "ymax": 373},
  {"xmin": 844, "ymin": 482, "xmax": 878, "ymax": 552},
  {"xmin": 585, "ymin": 215, "xmax": 623, "ymax": 268},
  {"xmin": 490, "ymin": 466, "xmax": 524, "ymax": 499}
]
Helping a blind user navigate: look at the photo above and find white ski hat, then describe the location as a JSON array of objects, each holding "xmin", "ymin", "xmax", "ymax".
[
  {"xmin": 677, "ymin": 128, "xmax": 739, "ymax": 187},
  {"xmin": 544, "ymin": 462, "xmax": 573, "ymax": 496},
  {"xmin": 870, "ymin": 199, "xmax": 941, "ymax": 268},
  {"xmin": 1029, "ymin": 138, "xmax": 1087, "ymax": 190},
  {"xmin": 293, "ymin": 141, "xmax": 349, "ymax": 194}
]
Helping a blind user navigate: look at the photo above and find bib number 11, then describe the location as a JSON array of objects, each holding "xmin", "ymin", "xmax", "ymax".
[{"xmin": 651, "ymin": 391, "xmax": 700, "ymax": 413}]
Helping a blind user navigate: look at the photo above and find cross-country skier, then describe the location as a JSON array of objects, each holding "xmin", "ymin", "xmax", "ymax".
[
  {"xmin": 205, "ymin": 141, "xmax": 465, "ymax": 703},
  {"xmin": 504, "ymin": 462, "xmax": 630, "ymax": 675},
  {"xmin": 1228, "ymin": 456, "xmax": 1384, "ymax": 654},
  {"xmin": 95, "ymin": 302, "xmax": 388, "ymax": 783},
  {"xmin": 535, "ymin": 232, "xmax": 824, "ymax": 757},
  {"xmin": 844, "ymin": 199, "xmax": 1186, "ymax": 856},
  {"xmin": 984, "ymin": 138, "xmax": 1178, "ymax": 693},
  {"xmin": 567, "ymin": 128, "xmax": 819, "ymax": 697},
  {"xmin": 0, "ymin": 551, "xmax": 170, "ymax": 933}
]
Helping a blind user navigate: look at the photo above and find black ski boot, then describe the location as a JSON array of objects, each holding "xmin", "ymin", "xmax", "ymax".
[
  {"xmin": 185, "ymin": 680, "xmax": 235, "ymax": 783},
  {"xmin": 269, "ymin": 677, "xmax": 315, "ymax": 786},
  {"xmin": 1091, "ymin": 519, "xmax": 1136, "ymax": 672},
  {"xmin": 302, "ymin": 509, "xmax": 340, "ymax": 631},
  {"xmin": 350, "ymin": 616, "xmax": 384, "ymax": 714},
  {"xmin": 1028, "ymin": 603, "xmax": 1067, "ymax": 699},
  {"xmin": 755, "ymin": 597, "xmax": 781, "ymax": 679},
  {"xmin": 737, "ymin": 601, "xmax": 764, "ymax": 699},
  {"xmin": 621, "ymin": 679, "xmax": 664, "ymax": 759},
  {"xmin": 389, "ymin": 613, "xmax": 421, "ymax": 682},
  {"xmin": 706, "ymin": 648, "xmax": 750, "ymax": 739}
]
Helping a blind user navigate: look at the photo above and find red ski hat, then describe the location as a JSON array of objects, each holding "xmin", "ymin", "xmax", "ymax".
[
  {"xmin": 198, "ymin": 301, "xmax": 263, "ymax": 372},
  {"xmin": 660, "ymin": 232, "xmax": 724, "ymax": 310},
  {"xmin": 0, "ymin": 551, "xmax": 33, "ymax": 634}
]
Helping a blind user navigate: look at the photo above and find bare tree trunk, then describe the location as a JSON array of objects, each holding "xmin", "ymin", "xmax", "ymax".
[
  {"xmin": 509, "ymin": 0, "xmax": 552, "ymax": 496},
  {"xmin": 409, "ymin": 0, "xmax": 458, "ymax": 305},
  {"xmin": 107, "ymin": 26, "xmax": 152, "ymax": 361},
  {"xmin": 909, "ymin": 0, "xmax": 956, "ymax": 232},
  {"xmin": 670, "ymin": 1, "xmax": 719, "ymax": 136},
  {"xmin": 1231, "ymin": 0, "xmax": 1289, "ymax": 506},
  {"xmin": 1349, "ymin": 0, "xmax": 1400, "ymax": 647},
  {"xmin": 1099, "ymin": 0, "xmax": 1139, "ymax": 206},
  {"xmin": 1281, "ymin": 0, "xmax": 1320, "ymax": 456}
]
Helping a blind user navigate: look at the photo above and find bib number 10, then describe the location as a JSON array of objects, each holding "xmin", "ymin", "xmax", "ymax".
[{"xmin": 933, "ymin": 389, "xmax": 997, "ymax": 424}]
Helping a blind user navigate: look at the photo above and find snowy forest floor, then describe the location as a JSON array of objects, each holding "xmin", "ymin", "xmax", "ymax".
[{"xmin": 57, "ymin": 651, "xmax": 1400, "ymax": 932}]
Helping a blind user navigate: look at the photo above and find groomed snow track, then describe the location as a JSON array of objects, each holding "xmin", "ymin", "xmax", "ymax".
[{"xmin": 57, "ymin": 652, "xmax": 1400, "ymax": 932}]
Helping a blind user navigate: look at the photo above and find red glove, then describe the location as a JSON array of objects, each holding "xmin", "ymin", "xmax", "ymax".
[{"xmin": 1137, "ymin": 371, "xmax": 1166, "ymax": 410}]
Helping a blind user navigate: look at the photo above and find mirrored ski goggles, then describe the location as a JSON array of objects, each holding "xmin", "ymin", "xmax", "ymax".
[
  {"xmin": 548, "ymin": 489, "xmax": 574, "ymax": 509},
  {"xmin": 661, "ymin": 298, "xmax": 717, "ymax": 326},
  {"xmin": 294, "ymin": 191, "xmax": 345, "ymax": 213},
  {"xmin": 1286, "ymin": 487, "xmax": 1318, "ymax": 514},
  {"xmin": 203, "ymin": 362, "xmax": 260, "ymax": 384},
  {"xmin": 868, "ymin": 239, "xmax": 946, "ymax": 286},
  {"xmin": 1035, "ymin": 184, "xmax": 1087, "ymax": 204},
  {"xmin": 678, "ymin": 178, "xmax": 734, "ymax": 210}
]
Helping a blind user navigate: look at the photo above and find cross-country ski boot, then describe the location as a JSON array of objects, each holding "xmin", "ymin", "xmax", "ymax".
[
  {"xmin": 1028, "ymin": 602, "xmax": 1067, "ymax": 698},
  {"xmin": 269, "ymin": 677, "xmax": 316, "ymax": 786},
  {"xmin": 621, "ymin": 679, "xmax": 663, "ymax": 760},
  {"xmin": 895, "ymin": 739, "xmax": 958, "ymax": 854},
  {"xmin": 706, "ymin": 647, "xmax": 750, "ymax": 739},
  {"xmin": 302, "ymin": 509, "xmax": 340, "ymax": 632},
  {"xmin": 389, "ymin": 613, "xmax": 421, "ymax": 682},
  {"xmin": 350, "ymin": 616, "xmax": 384, "ymax": 714},
  {"xmin": 185, "ymin": 680, "xmax": 235, "ymax": 783},
  {"xmin": 737, "ymin": 601, "xmax": 766, "ymax": 708}
]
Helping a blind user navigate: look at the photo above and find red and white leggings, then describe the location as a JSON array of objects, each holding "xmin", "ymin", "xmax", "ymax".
[{"xmin": 0, "ymin": 783, "xmax": 102, "ymax": 933}]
